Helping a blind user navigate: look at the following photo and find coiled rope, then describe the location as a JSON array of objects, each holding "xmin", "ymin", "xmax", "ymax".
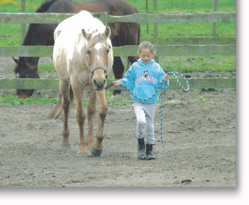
[{"xmin": 105, "ymin": 72, "xmax": 189, "ymax": 147}]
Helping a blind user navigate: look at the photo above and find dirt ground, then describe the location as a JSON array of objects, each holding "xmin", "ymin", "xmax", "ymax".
[{"xmin": 0, "ymin": 57, "xmax": 236, "ymax": 187}]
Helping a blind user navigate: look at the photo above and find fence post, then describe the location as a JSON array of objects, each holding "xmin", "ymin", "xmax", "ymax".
[
  {"xmin": 213, "ymin": 0, "xmax": 219, "ymax": 36},
  {"xmin": 153, "ymin": 0, "xmax": 159, "ymax": 63},
  {"xmin": 99, "ymin": 12, "xmax": 107, "ymax": 25},
  {"xmin": 146, "ymin": 0, "xmax": 149, "ymax": 34},
  {"xmin": 21, "ymin": 0, "xmax": 26, "ymax": 40}
]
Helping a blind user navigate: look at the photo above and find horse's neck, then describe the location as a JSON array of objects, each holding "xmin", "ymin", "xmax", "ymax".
[
  {"xmin": 22, "ymin": 24, "xmax": 55, "ymax": 46},
  {"xmin": 21, "ymin": 24, "xmax": 55, "ymax": 65}
]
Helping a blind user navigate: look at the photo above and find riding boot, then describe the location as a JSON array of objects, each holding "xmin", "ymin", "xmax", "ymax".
[
  {"xmin": 146, "ymin": 144, "xmax": 156, "ymax": 160},
  {"xmin": 137, "ymin": 138, "xmax": 145, "ymax": 158}
]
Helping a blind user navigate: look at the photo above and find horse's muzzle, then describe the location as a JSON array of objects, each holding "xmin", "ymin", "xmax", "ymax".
[
  {"xmin": 15, "ymin": 70, "xmax": 40, "ymax": 98},
  {"xmin": 93, "ymin": 79, "xmax": 106, "ymax": 91}
]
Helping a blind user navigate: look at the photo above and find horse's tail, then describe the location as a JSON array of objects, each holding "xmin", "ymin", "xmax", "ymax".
[
  {"xmin": 36, "ymin": 0, "xmax": 58, "ymax": 12},
  {"xmin": 48, "ymin": 85, "xmax": 74, "ymax": 120}
]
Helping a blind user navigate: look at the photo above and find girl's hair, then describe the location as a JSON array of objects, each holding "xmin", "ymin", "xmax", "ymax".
[{"xmin": 138, "ymin": 41, "xmax": 156, "ymax": 55}]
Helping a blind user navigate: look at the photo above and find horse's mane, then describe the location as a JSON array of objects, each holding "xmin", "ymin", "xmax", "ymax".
[{"xmin": 36, "ymin": 0, "xmax": 58, "ymax": 12}]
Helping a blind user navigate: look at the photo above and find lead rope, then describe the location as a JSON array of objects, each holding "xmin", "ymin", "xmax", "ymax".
[
  {"xmin": 105, "ymin": 72, "xmax": 190, "ymax": 147},
  {"xmin": 159, "ymin": 72, "xmax": 189, "ymax": 147}
]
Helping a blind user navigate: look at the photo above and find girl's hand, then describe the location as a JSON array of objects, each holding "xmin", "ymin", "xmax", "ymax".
[
  {"xmin": 112, "ymin": 81, "xmax": 121, "ymax": 87},
  {"xmin": 164, "ymin": 75, "xmax": 169, "ymax": 82}
]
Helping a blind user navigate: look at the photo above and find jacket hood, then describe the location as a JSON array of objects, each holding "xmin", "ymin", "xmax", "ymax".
[{"xmin": 137, "ymin": 58, "xmax": 155, "ymax": 66}]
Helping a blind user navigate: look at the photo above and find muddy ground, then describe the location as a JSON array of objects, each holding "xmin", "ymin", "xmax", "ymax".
[{"xmin": 0, "ymin": 57, "xmax": 236, "ymax": 187}]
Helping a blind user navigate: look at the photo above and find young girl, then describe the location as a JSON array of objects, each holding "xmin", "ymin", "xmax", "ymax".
[{"xmin": 112, "ymin": 41, "xmax": 169, "ymax": 160}]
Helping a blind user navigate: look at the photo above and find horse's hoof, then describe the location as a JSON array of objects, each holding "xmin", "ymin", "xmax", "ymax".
[
  {"xmin": 91, "ymin": 147, "xmax": 103, "ymax": 157},
  {"xmin": 61, "ymin": 144, "xmax": 71, "ymax": 149}
]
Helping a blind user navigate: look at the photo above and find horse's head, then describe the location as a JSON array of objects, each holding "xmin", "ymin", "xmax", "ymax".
[
  {"xmin": 12, "ymin": 57, "xmax": 40, "ymax": 98},
  {"xmin": 83, "ymin": 26, "xmax": 113, "ymax": 91}
]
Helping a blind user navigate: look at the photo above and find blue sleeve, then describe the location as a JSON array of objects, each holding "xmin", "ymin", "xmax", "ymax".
[{"xmin": 119, "ymin": 66, "xmax": 135, "ymax": 90}]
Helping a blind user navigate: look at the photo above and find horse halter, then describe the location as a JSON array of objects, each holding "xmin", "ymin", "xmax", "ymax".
[{"xmin": 85, "ymin": 52, "xmax": 109, "ymax": 79}]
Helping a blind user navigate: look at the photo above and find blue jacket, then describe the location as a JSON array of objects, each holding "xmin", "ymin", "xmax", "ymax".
[{"xmin": 119, "ymin": 58, "xmax": 169, "ymax": 104}]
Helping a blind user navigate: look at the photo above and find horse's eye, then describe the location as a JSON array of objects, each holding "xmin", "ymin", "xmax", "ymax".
[
  {"xmin": 107, "ymin": 49, "xmax": 109, "ymax": 54},
  {"xmin": 87, "ymin": 50, "xmax": 91, "ymax": 55}
]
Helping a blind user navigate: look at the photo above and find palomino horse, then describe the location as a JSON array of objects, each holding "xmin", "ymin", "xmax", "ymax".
[
  {"xmin": 12, "ymin": 0, "xmax": 140, "ymax": 98},
  {"xmin": 52, "ymin": 10, "xmax": 113, "ymax": 156}
]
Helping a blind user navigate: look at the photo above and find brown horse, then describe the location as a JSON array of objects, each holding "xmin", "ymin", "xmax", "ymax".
[
  {"xmin": 53, "ymin": 10, "xmax": 113, "ymax": 156},
  {"xmin": 13, "ymin": 0, "xmax": 140, "ymax": 98}
]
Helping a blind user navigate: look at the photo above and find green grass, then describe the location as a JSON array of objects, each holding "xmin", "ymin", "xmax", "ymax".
[
  {"xmin": 0, "ymin": 91, "xmax": 132, "ymax": 106},
  {"xmin": 162, "ymin": 55, "xmax": 236, "ymax": 72},
  {"xmin": 128, "ymin": 0, "xmax": 236, "ymax": 38},
  {"xmin": 126, "ymin": 0, "xmax": 236, "ymax": 13},
  {"xmin": 194, "ymin": 97, "xmax": 208, "ymax": 103},
  {"xmin": 106, "ymin": 90, "xmax": 132, "ymax": 105},
  {"xmin": 0, "ymin": 0, "xmax": 236, "ymax": 43},
  {"xmin": 38, "ymin": 63, "xmax": 55, "ymax": 72},
  {"xmin": 0, "ymin": 94, "xmax": 59, "ymax": 105}
]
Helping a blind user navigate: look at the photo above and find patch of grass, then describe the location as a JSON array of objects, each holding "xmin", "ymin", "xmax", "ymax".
[
  {"xmin": 132, "ymin": 0, "xmax": 236, "ymax": 38},
  {"xmin": 141, "ymin": 22, "xmax": 236, "ymax": 38},
  {"xmin": 38, "ymin": 64, "xmax": 55, "ymax": 72},
  {"xmin": 106, "ymin": 90, "xmax": 132, "ymax": 106},
  {"xmin": 4, "ymin": 65, "xmax": 14, "ymax": 71},
  {"xmin": 127, "ymin": 0, "xmax": 235, "ymax": 13},
  {"xmin": 107, "ymin": 98, "xmax": 132, "ymax": 106},
  {"xmin": 193, "ymin": 89, "xmax": 202, "ymax": 93},
  {"xmin": 0, "ymin": 94, "xmax": 59, "ymax": 105},
  {"xmin": 194, "ymin": 97, "xmax": 208, "ymax": 103},
  {"xmin": 0, "ymin": 91, "xmax": 132, "ymax": 105},
  {"xmin": 0, "ymin": 35, "xmax": 22, "ymax": 46},
  {"xmin": 162, "ymin": 55, "xmax": 236, "ymax": 72}
]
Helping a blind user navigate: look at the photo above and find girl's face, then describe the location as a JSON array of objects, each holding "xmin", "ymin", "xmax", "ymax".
[{"xmin": 139, "ymin": 48, "xmax": 154, "ymax": 65}]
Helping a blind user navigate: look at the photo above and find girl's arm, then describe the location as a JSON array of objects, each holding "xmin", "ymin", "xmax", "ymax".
[
  {"xmin": 112, "ymin": 66, "xmax": 135, "ymax": 90},
  {"xmin": 158, "ymin": 67, "xmax": 169, "ymax": 90}
]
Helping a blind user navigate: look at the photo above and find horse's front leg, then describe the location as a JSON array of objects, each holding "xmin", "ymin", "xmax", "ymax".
[
  {"xmin": 91, "ymin": 89, "xmax": 108, "ymax": 157},
  {"xmin": 71, "ymin": 83, "xmax": 86, "ymax": 153},
  {"xmin": 87, "ymin": 85, "xmax": 97, "ymax": 148}
]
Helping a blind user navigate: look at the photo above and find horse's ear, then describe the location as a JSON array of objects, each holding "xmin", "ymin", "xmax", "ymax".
[
  {"xmin": 104, "ymin": 26, "xmax": 111, "ymax": 38},
  {"xmin": 82, "ymin": 29, "xmax": 92, "ymax": 40},
  {"xmin": 82, "ymin": 29, "xmax": 87, "ymax": 38},
  {"xmin": 12, "ymin": 57, "xmax": 19, "ymax": 64}
]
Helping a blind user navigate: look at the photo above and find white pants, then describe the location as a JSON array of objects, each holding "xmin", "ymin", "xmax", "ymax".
[{"xmin": 132, "ymin": 101, "xmax": 156, "ymax": 145}]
